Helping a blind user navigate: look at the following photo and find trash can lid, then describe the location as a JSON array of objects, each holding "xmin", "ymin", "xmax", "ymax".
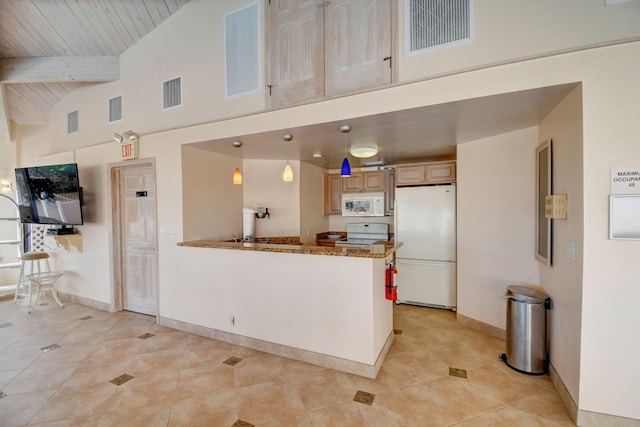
[{"xmin": 506, "ymin": 285, "xmax": 549, "ymax": 304}]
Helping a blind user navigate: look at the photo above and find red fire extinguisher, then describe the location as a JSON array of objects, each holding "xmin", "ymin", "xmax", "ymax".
[{"xmin": 386, "ymin": 261, "xmax": 398, "ymax": 301}]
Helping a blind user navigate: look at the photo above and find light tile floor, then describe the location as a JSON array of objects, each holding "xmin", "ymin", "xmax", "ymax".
[{"xmin": 0, "ymin": 293, "xmax": 575, "ymax": 426}]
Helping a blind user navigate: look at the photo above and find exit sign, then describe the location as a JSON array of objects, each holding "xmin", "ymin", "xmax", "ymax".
[{"xmin": 121, "ymin": 141, "xmax": 139, "ymax": 160}]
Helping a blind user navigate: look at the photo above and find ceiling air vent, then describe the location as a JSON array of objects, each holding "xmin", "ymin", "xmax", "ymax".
[
  {"xmin": 406, "ymin": 0, "xmax": 472, "ymax": 55},
  {"xmin": 67, "ymin": 110, "xmax": 78, "ymax": 134},
  {"xmin": 162, "ymin": 76, "xmax": 182, "ymax": 109},
  {"xmin": 109, "ymin": 95, "xmax": 123, "ymax": 123}
]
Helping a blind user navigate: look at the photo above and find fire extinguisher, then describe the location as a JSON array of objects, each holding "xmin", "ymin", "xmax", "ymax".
[{"xmin": 386, "ymin": 261, "xmax": 398, "ymax": 301}]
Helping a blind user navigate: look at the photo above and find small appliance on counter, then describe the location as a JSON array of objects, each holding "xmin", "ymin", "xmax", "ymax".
[
  {"xmin": 334, "ymin": 223, "xmax": 389, "ymax": 249},
  {"xmin": 242, "ymin": 207, "xmax": 268, "ymax": 242}
]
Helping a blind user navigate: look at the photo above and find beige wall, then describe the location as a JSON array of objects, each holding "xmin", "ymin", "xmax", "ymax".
[
  {"xmin": 539, "ymin": 86, "xmax": 584, "ymax": 407},
  {"xmin": 456, "ymin": 126, "xmax": 541, "ymax": 328},
  {"xmin": 7, "ymin": 0, "xmax": 640, "ymax": 420},
  {"xmin": 243, "ymin": 159, "xmax": 301, "ymax": 238},
  {"xmin": 299, "ymin": 163, "xmax": 330, "ymax": 245},
  {"xmin": 181, "ymin": 146, "xmax": 243, "ymax": 241},
  {"xmin": 48, "ymin": 0, "xmax": 264, "ymax": 153},
  {"xmin": 398, "ymin": 0, "xmax": 640, "ymax": 82}
]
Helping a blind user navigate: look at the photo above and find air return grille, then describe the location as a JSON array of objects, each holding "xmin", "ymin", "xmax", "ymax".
[
  {"xmin": 109, "ymin": 95, "xmax": 123, "ymax": 122},
  {"xmin": 67, "ymin": 110, "xmax": 78, "ymax": 133},
  {"xmin": 407, "ymin": 0, "xmax": 471, "ymax": 53},
  {"xmin": 162, "ymin": 77, "xmax": 182, "ymax": 109}
]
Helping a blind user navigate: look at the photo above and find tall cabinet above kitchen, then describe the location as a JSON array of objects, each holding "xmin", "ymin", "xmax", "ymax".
[{"xmin": 269, "ymin": 0, "xmax": 393, "ymax": 107}]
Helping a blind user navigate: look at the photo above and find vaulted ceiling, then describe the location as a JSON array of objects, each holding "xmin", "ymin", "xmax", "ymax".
[{"xmin": 0, "ymin": 0, "xmax": 191, "ymax": 141}]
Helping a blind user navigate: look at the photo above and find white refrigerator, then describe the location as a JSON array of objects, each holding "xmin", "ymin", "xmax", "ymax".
[{"xmin": 394, "ymin": 184, "xmax": 456, "ymax": 309}]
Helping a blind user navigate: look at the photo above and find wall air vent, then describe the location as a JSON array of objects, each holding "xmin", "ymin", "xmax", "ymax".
[
  {"xmin": 162, "ymin": 76, "xmax": 182, "ymax": 110},
  {"xmin": 109, "ymin": 95, "xmax": 123, "ymax": 123},
  {"xmin": 405, "ymin": 0, "xmax": 472, "ymax": 55},
  {"xmin": 67, "ymin": 110, "xmax": 78, "ymax": 133}
]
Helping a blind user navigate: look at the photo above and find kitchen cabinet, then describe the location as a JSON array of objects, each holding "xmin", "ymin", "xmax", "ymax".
[
  {"xmin": 426, "ymin": 162, "xmax": 456, "ymax": 183},
  {"xmin": 385, "ymin": 170, "xmax": 395, "ymax": 215},
  {"xmin": 396, "ymin": 161, "xmax": 456, "ymax": 186},
  {"xmin": 342, "ymin": 171, "xmax": 385, "ymax": 193},
  {"xmin": 269, "ymin": 0, "xmax": 392, "ymax": 107},
  {"xmin": 323, "ymin": 173, "xmax": 342, "ymax": 215},
  {"xmin": 396, "ymin": 164, "xmax": 426, "ymax": 186},
  {"xmin": 342, "ymin": 173, "xmax": 363, "ymax": 193}
]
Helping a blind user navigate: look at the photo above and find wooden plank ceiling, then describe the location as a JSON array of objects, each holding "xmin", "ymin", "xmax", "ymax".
[{"xmin": 0, "ymin": 0, "xmax": 190, "ymax": 141}]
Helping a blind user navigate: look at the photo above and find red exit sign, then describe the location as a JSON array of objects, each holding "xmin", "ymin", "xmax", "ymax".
[{"xmin": 121, "ymin": 141, "xmax": 139, "ymax": 160}]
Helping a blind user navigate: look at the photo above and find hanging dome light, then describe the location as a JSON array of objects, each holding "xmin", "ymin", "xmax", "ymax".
[{"xmin": 340, "ymin": 125, "xmax": 351, "ymax": 177}]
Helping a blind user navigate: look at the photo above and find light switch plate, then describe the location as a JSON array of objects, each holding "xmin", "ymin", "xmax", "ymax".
[{"xmin": 566, "ymin": 242, "xmax": 575, "ymax": 260}]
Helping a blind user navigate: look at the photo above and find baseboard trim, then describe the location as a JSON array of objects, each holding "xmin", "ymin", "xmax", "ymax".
[
  {"xmin": 57, "ymin": 292, "xmax": 113, "ymax": 312},
  {"xmin": 577, "ymin": 409, "xmax": 640, "ymax": 426},
  {"xmin": 158, "ymin": 315, "xmax": 393, "ymax": 379},
  {"xmin": 548, "ymin": 362, "xmax": 578, "ymax": 424},
  {"xmin": 456, "ymin": 312, "xmax": 506, "ymax": 340}
]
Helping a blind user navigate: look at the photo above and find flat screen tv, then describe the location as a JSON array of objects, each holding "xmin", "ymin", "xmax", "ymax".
[{"xmin": 15, "ymin": 163, "xmax": 84, "ymax": 226}]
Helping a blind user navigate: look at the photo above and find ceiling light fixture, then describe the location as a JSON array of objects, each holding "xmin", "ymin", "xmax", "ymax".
[
  {"xmin": 340, "ymin": 125, "xmax": 351, "ymax": 177},
  {"xmin": 123, "ymin": 130, "xmax": 139, "ymax": 142},
  {"xmin": 232, "ymin": 141, "xmax": 243, "ymax": 185},
  {"xmin": 282, "ymin": 133, "xmax": 293, "ymax": 182},
  {"xmin": 350, "ymin": 146, "xmax": 378, "ymax": 158},
  {"xmin": 0, "ymin": 180, "xmax": 13, "ymax": 192}
]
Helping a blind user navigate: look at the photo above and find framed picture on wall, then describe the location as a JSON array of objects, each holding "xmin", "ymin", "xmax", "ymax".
[{"xmin": 536, "ymin": 139, "xmax": 552, "ymax": 265}]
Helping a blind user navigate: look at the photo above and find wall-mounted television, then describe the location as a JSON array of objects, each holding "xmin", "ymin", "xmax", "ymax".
[{"xmin": 14, "ymin": 163, "xmax": 84, "ymax": 226}]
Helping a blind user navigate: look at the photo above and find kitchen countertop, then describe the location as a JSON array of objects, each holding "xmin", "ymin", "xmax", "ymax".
[{"xmin": 177, "ymin": 240, "xmax": 402, "ymax": 258}]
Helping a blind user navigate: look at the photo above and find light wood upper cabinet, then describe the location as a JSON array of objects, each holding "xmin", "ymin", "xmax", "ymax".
[
  {"xmin": 342, "ymin": 170, "xmax": 385, "ymax": 193},
  {"xmin": 395, "ymin": 164, "xmax": 426, "ymax": 186},
  {"xmin": 342, "ymin": 173, "xmax": 363, "ymax": 193},
  {"xmin": 363, "ymin": 170, "xmax": 385, "ymax": 191},
  {"xmin": 323, "ymin": 173, "xmax": 342, "ymax": 215},
  {"xmin": 385, "ymin": 170, "xmax": 395, "ymax": 215},
  {"xmin": 396, "ymin": 161, "xmax": 456, "ymax": 186},
  {"xmin": 269, "ymin": 0, "xmax": 392, "ymax": 107},
  {"xmin": 426, "ymin": 162, "xmax": 456, "ymax": 183},
  {"xmin": 269, "ymin": 0, "xmax": 325, "ymax": 106}
]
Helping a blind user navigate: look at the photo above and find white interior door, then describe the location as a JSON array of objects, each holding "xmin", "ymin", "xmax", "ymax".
[{"xmin": 118, "ymin": 164, "xmax": 158, "ymax": 315}]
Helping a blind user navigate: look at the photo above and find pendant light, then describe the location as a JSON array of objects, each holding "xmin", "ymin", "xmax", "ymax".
[
  {"xmin": 232, "ymin": 141, "xmax": 243, "ymax": 185},
  {"xmin": 282, "ymin": 133, "xmax": 294, "ymax": 182},
  {"xmin": 340, "ymin": 125, "xmax": 352, "ymax": 177}
]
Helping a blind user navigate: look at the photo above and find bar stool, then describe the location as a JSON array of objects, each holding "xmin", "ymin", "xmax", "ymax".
[
  {"xmin": 13, "ymin": 252, "xmax": 51, "ymax": 304},
  {"xmin": 13, "ymin": 252, "xmax": 65, "ymax": 312}
]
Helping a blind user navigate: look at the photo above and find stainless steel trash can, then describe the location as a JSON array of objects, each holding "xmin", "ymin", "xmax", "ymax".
[{"xmin": 500, "ymin": 285, "xmax": 550, "ymax": 375}]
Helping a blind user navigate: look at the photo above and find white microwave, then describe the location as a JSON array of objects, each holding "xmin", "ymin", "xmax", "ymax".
[{"xmin": 341, "ymin": 192, "xmax": 385, "ymax": 217}]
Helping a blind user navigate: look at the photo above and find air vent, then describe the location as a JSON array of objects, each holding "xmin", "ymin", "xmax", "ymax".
[
  {"xmin": 163, "ymin": 76, "xmax": 182, "ymax": 109},
  {"xmin": 67, "ymin": 110, "xmax": 78, "ymax": 133},
  {"xmin": 109, "ymin": 95, "xmax": 123, "ymax": 123},
  {"xmin": 406, "ymin": 0, "xmax": 472, "ymax": 54}
]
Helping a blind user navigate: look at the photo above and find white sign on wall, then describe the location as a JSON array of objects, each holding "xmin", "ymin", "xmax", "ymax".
[{"xmin": 611, "ymin": 168, "xmax": 640, "ymax": 194}]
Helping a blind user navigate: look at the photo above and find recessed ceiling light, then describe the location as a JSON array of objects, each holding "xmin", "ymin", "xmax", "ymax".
[{"xmin": 313, "ymin": 151, "xmax": 323, "ymax": 158}]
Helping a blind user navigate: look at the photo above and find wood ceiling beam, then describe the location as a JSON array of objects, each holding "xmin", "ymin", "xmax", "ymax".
[
  {"xmin": 0, "ymin": 84, "xmax": 11, "ymax": 142},
  {"xmin": 0, "ymin": 56, "xmax": 119, "ymax": 83}
]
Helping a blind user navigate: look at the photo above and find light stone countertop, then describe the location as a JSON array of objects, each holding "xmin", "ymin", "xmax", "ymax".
[{"xmin": 177, "ymin": 240, "xmax": 402, "ymax": 258}]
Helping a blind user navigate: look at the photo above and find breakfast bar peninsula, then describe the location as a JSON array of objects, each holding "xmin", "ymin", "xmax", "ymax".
[{"xmin": 165, "ymin": 240, "xmax": 402, "ymax": 378}]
